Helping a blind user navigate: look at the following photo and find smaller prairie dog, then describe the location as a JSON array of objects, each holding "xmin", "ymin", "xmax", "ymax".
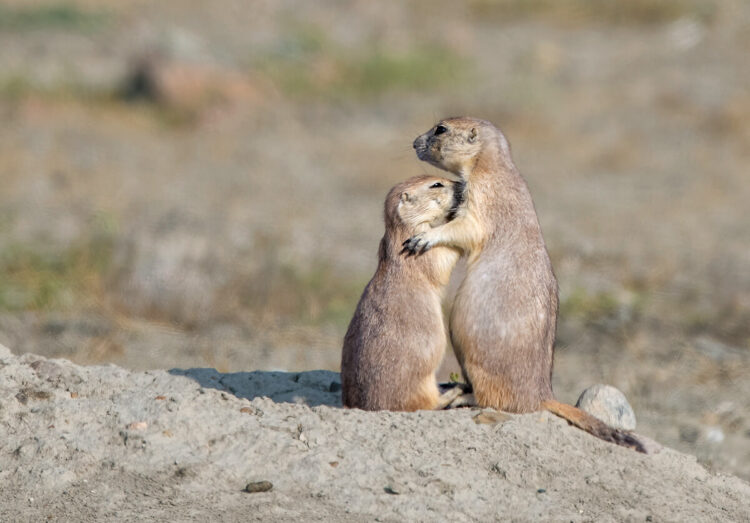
[{"xmin": 341, "ymin": 175, "xmax": 464, "ymax": 411}]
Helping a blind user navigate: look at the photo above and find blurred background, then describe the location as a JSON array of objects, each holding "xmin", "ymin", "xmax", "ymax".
[{"xmin": 0, "ymin": 0, "xmax": 748, "ymax": 478}]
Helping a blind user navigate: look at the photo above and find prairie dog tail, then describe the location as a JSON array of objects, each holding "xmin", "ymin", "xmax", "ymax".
[{"xmin": 541, "ymin": 399, "xmax": 646, "ymax": 453}]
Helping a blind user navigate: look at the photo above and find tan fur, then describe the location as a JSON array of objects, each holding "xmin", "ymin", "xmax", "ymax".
[
  {"xmin": 341, "ymin": 175, "xmax": 460, "ymax": 411},
  {"xmin": 409, "ymin": 117, "xmax": 645, "ymax": 452}
]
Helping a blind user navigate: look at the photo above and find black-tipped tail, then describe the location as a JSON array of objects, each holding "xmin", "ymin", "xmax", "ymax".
[{"xmin": 542, "ymin": 399, "xmax": 647, "ymax": 453}]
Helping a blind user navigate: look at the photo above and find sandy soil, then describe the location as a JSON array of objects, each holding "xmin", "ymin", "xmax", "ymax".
[{"xmin": 1, "ymin": 343, "xmax": 749, "ymax": 522}]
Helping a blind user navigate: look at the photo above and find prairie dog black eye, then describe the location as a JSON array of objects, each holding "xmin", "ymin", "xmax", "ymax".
[
  {"xmin": 434, "ymin": 125, "xmax": 448, "ymax": 136},
  {"xmin": 429, "ymin": 182, "xmax": 444, "ymax": 188}
]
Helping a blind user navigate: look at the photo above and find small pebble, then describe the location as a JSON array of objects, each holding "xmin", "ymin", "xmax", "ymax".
[
  {"xmin": 537, "ymin": 488, "xmax": 546, "ymax": 494},
  {"xmin": 680, "ymin": 426, "xmax": 699, "ymax": 444},
  {"xmin": 244, "ymin": 481, "xmax": 273, "ymax": 493},
  {"xmin": 384, "ymin": 486, "xmax": 400, "ymax": 495},
  {"xmin": 155, "ymin": 395, "xmax": 167, "ymax": 401},
  {"xmin": 474, "ymin": 410, "xmax": 510, "ymax": 425},
  {"xmin": 127, "ymin": 421, "xmax": 148, "ymax": 431},
  {"xmin": 706, "ymin": 426, "xmax": 725, "ymax": 444},
  {"xmin": 239, "ymin": 407, "xmax": 254, "ymax": 414}
]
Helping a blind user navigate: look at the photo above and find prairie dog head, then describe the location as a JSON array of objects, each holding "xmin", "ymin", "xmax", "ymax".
[
  {"xmin": 412, "ymin": 117, "xmax": 511, "ymax": 177},
  {"xmin": 385, "ymin": 175, "xmax": 460, "ymax": 234},
  {"xmin": 398, "ymin": 176, "xmax": 456, "ymax": 230}
]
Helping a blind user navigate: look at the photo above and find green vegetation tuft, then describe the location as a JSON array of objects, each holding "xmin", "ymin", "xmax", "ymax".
[
  {"xmin": 0, "ymin": 76, "xmax": 33, "ymax": 101},
  {"xmin": 0, "ymin": 3, "xmax": 108, "ymax": 33},
  {"xmin": 254, "ymin": 24, "xmax": 468, "ymax": 99},
  {"xmin": 559, "ymin": 286, "xmax": 647, "ymax": 325},
  {"xmin": 560, "ymin": 287, "xmax": 619, "ymax": 323},
  {"xmin": 468, "ymin": 0, "xmax": 717, "ymax": 26},
  {"xmin": 342, "ymin": 47, "xmax": 466, "ymax": 97},
  {"xmin": 0, "ymin": 74, "xmax": 118, "ymax": 103},
  {"xmin": 0, "ymin": 216, "xmax": 116, "ymax": 311}
]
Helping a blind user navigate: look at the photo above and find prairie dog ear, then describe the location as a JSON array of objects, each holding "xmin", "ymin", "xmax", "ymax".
[
  {"xmin": 468, "ymin": 127, "xmax": 478, "ymax": 143},
  {"xmin": 401, "ymin": 192, "xmax": 410, "ymax": 202}
]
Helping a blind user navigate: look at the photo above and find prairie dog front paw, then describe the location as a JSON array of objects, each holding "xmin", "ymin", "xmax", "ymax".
[{"xmin": 401, "ymin": 233, "xmax": 434, "ymax": 256}]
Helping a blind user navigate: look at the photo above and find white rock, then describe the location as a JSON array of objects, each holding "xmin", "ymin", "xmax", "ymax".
[{"xmin": 575, "ymin": 384, "xmax": 636, "ymax": 431}]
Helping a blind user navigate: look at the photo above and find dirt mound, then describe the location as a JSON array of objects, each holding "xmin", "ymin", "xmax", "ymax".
[{"xmin": 1, "ymin": 344, "xmax": 748, "ymax": 521}]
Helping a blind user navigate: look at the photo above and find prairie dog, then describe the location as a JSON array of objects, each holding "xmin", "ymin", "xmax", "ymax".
[
  {"xmin": 406, "ymin": 117, "xmax": 645, "ymax": 452},
  {"xmin": 341, "ymin": 175, "xmax": 463, "ymax": 411}
]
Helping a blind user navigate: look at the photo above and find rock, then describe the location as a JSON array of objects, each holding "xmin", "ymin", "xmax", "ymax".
[
  {"xmin": 680, "ymin": 425, "xmax": 700, "ymax": 444},
  {"xmin": 244, "ymin": 481, "xmax": 273, "ymax": 493},
  {"xmin": 705, "ymin": 427, "xmax": 725, "ymax": 445},
  {"xmin": 575, "ymin": 384, "xmax": 636, "ymax": 431}
]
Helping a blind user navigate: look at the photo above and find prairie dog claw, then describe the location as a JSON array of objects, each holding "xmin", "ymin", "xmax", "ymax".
[{"xmin": 401, "ymin": 234, "xmax": 433, "ymax": 256}]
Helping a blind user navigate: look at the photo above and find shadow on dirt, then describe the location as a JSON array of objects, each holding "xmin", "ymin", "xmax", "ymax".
[{"xmin": 168, "ymin": 368, "xmax": 342, "ymax": 407}]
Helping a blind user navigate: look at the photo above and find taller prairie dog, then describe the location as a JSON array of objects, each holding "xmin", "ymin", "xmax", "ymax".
[
  {"xmin": 341, "ymin": 175, "xmax": 465, "ymax": 411},
  {"xmin": 405, "ymin": 117, "xmax": 645, "ymax": 452}
]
